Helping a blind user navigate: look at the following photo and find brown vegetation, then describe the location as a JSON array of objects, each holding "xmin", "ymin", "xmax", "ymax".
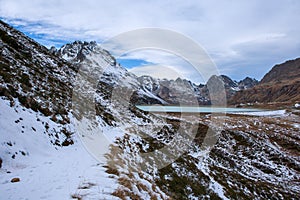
[{"xmin": 230, "ymin": 57, "xmax": 300, "ymax": 105}]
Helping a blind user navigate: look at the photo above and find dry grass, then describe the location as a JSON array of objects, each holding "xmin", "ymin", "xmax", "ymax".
[{"xmin": 230, "ymin": 78, "xmax": 300, "ymax": 105}]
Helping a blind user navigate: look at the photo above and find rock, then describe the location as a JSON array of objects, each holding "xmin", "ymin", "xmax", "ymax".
[
  {"xmin": 11, "ymin": 177, "xmax": 20, "ymax": 183},
  {"xmin": 0, "ymin": 157, "xmax": 2, "ymax": 168}
]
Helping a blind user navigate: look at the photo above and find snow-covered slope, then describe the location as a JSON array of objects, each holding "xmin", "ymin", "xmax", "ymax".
[
  {"xmin": 0, "ymin": 20, "xmax": 173, "ymax": 199},
  {"xmin": 0, "ymin": 20, "xmax": 120, "ymax": 199},
  {"xmin": 0, "ymin": 98, "xmax": 119, "ymax": 200}
]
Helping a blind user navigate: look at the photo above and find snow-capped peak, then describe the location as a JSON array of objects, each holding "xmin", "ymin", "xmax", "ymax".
[{"xmin": 58, "ymin": 41, "xmax": 116, "ymax": 65}]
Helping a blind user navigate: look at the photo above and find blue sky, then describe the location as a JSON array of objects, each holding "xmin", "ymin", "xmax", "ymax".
[
  {"xmin": 117, "ymin": 58, "xmax": 152, "ymax": 69},
  {"xmin": 1, "ymin": 0, "xmax": 299, "ymax": 83}
]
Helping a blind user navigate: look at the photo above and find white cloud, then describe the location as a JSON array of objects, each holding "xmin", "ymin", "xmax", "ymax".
[
  {"xmin": 116, "ymin": 50, "xmax": 210, "ymax": 84},
  {"xmin": 129, "ymin": 65, "xmax": 184, "ymax": 80},
  {"xmin": 0, "ymin": 0, "xmax": 299, "ymax": 81}
]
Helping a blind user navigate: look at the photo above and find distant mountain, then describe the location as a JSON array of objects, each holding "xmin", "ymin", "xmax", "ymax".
[
  {"xmin": 230, "ymin": 58, "xmax": 300, "ymax": 104},
  {"xmin": 137, "ymin": 75, "xmax": 258, "ymax": 105},
  {"xmin": 238, "ymin": 77, "xmax": 259, "ymax": 90},
  {"xmin": 261, "ymin": 58, "xmax": 300, "ymax": 84},
  {"xmin": 137, "ymin": 76, "xmax": 209, "ymax": 105}
]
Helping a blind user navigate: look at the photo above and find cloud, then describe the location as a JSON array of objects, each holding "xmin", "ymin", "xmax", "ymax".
[
  {"xmin": 129, "ymin": 65, "xmax": 185, "ymax": 80},
  {"xmin": 116, "ymin": 50, "xmax": 210, "ymax": 84},
  {"xmin": 100, "ymin": 28, "xmax": 219, "ymax": 83},
  {"xmin": 1, "ymin": 18, "xmax": 101, "ymax": 48},
  {"xmin": 0, "ymin": 0, "xmax": 299, "ymax": 82}
]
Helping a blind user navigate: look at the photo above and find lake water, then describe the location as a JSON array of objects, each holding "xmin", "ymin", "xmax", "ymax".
[{"xmin": 136, "ymin": 105, "xmax": 264, "ymax": 113}]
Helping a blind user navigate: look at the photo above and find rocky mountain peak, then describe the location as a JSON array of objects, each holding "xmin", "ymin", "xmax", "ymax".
[
  {"xmin": 137, "ymin": 75, "xmax": 160, "ymax": 92},
  {"xmin": 58, "ymin": 40, "xmax": 98, "ymax": 61},
  {"xmin": 238, "ymin": 77, "xmax": 258, "ymax": 89},
  {"xmin": 220, "ymin": 75, "xmax": 238, "ymax": 88},
  {"xmin": 58, "ymin": 40, "xmax": 116, "ymax": 65},
  {"xmin": 207, "ymin": 75, "xmax": 238, "ymax": 90}
]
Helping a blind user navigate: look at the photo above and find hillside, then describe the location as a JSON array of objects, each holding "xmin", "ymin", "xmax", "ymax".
[
  {"xmin": 230, "ymin": 58, "xmax": 300, "ymax": 105},
  {"xmin": 0, "ymin": 20, "xmax": 76, "ymax": 146},
  {"xmin": 0, "ymin": 20, "xmax": 121, "ymax": 199},
  {"xmin": 261, "ymin": 58, "xmax": 300, "ymax": 84}
]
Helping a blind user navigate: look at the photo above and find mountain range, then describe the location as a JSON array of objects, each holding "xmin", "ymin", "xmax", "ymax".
[{"xmin": 1, "ymin": 20, "xmax": 299, "ymax": 199}]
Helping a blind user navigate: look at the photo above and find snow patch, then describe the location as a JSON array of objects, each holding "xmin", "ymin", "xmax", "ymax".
[{"xmin": 233, "ymin": 109, "xmax": 286, "ymax": 116}]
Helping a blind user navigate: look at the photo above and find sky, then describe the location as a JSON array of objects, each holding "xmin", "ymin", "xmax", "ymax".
[{"xmin": 0, "ymin": 0, "xmax": 299, "ymax": 83}]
